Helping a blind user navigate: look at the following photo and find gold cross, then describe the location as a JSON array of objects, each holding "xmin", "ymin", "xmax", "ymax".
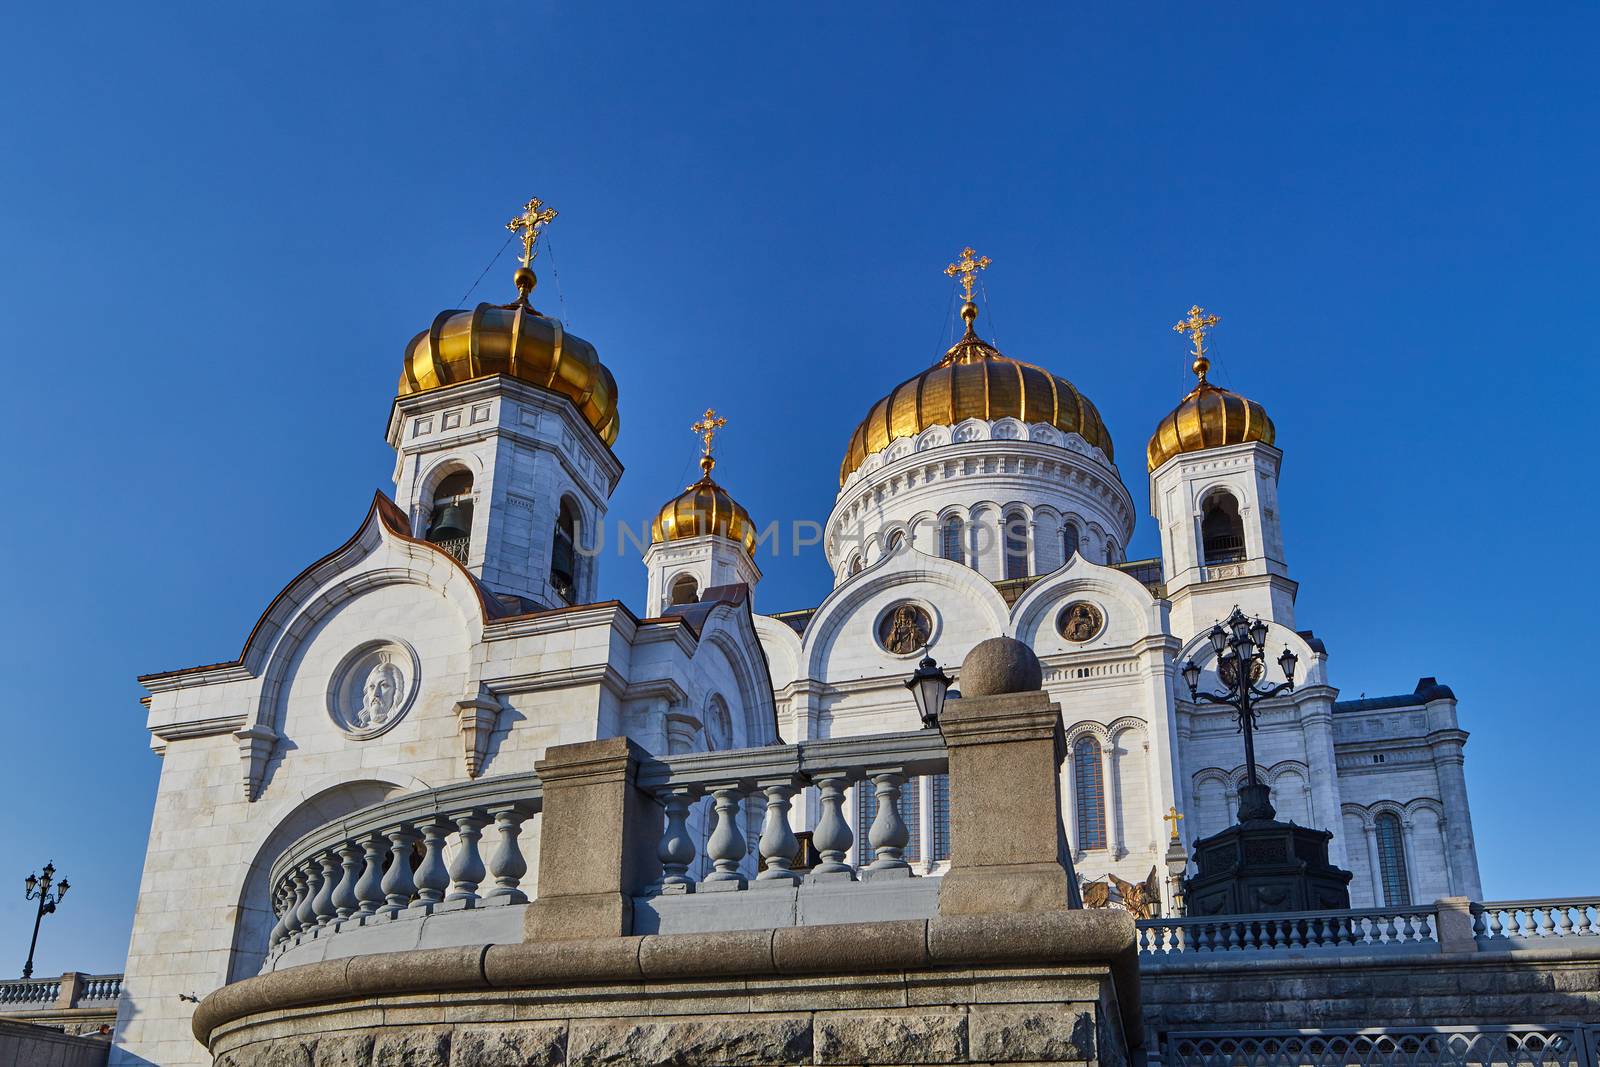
[
  {"xmin": 944, "ymin": 246, "xmax": 992, "ymax": 303},
  {"xmin": 506, "ymin": 197, "xmax": 558, "ymax": 268},
  {"xmin": 1163, "ymin": 805, "xmax": 1185, "ymax": 842},
  {"xmin": 1173, "ymin": 305, "xmax": 1221, "ymax": 382},
  {"xmin": 690, "ymin": 408, "xmax": 727, "ymax": 476}
]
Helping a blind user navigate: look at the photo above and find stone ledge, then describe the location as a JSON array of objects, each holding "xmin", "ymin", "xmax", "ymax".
[
  {"xmin": 1139, "ymin": 939, "xmax": 1600, "ymax": 976},
  {"xmin": 195, "ymin": 910, "xmax": 1137, "ymax": 1049}
]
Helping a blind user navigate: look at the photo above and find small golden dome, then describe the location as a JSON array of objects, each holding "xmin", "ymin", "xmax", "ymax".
[
  {"xmin": 1147, "ymin": 305, "xmax": 1274, "ymax": 471},
  {"xmin": 1146, "ymin": 382, "xmax": 1275, "ymax": 471},
  {"xmin": 399, "ymin": 277, "xmax": 620, "ymax": 447},
  {"xmin": 651, "ymin": 456, "xmax": 758, "ymax": 556},
  {"xmin": 839, "ymin": 302, "xmax": 1115, "ymax": 485}
]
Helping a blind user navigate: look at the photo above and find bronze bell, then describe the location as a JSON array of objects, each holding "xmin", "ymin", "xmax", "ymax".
[{"xmin": 427, "ymin": 502, "xmax": 471, "ymax": 542}]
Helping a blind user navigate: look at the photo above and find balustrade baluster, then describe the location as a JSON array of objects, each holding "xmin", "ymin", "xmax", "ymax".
[
  {"xmin": 282, "ymin": 869, "xmax": 308, "ymax": 939},
  {"xmin": 415, "ymin": 819, "xmax": 451, "ymax": 906},
  {"xmin": 864, "ymin": 771, "xmax": 912, "ymax": 878},
  {"xmin": 756, "ymin": 780, "xmax": 803, "ymax": 884},
  {"xmin": 1488, "ymin": 907, "xmax": 1505, "ymax": 939},
  {"xmin": 314, "ymin": 852, "xmax": 341, "ymax": 927},
  {"xmin": 1578, "ymin": 904, "xmax": 1597, "ymax": 936},
  {"xmin": 333, "ymin": 842, "xmax": 362, "ymax": 920},
  {"xmin": 381, "ymin": 825, "xmax": 420, "ymax": 915},
  {"xmin": 484, "ymin": 806, "xmax": 529, "ymax": 902},
  {"xmin": 355, "ymin": 834, "xmax": 386, "ymax": 917},
  {"xmin": 808, "ymin": 775, "xmax": 855, "ymax": 880},
  {"xmin": 1537, "ymin": 906, "xmax": 1557, "ymax": 937},
  {"xmin": 657, "ymin": 788, "xmax": 699, "ymax": 891},
  {"xmin": 446, "ymin": 810, "xmax": 489, "ymax": 903},
  {"xmin": 268, "ymin": 885, "xmax": 291, "ymax": 946},
  {"xmin": 1223, "ymin": 920, "xmax": 1238, "ymax": 951},
  {"xmin": 703, "ymin": 784, "xmax": 748, "ymax": 887},
  {"xmin": 295, "ymin": 861, "xmax": 321, "ymax": 933}
]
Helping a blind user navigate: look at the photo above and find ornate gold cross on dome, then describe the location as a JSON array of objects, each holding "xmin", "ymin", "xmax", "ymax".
[
  {"xmin": 1163, "ymin": 805, "xmax": 1185, "ymax": 842},
  {"xmin": 506, "ymin": 196, "xmax": 558, "ymax": 268},
  {"xmin": 1173, "ymin": 305, "xmax": 1221, "ymax": 382},
  {"xmin": 944, "ymin": 246, "xmax": 992, "ymax": 302},
  {"xmin": 691, "ymin": 408, "xmax": 727, "ymax": 477}
]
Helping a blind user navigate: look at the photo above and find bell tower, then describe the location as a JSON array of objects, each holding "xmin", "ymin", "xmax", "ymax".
[
  {"xmin": 643, "ymin": 408, "xmax": 762, "ymax": 616},
  {"xmin": 386, "ymin": 198, "xmax": 623, "ymax": 611},
  {"xmin": 1147, "ymin": 307, "xmax": 1294, "ymax": 639}
]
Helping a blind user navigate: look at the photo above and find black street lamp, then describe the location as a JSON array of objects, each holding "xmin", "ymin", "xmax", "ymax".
[
  {"xmin": 21, "ymin": 861, "xmax": 69, "ymax": 980},
  {"xmin": 905, "ymin": 653, "xmax": 953, "ymax": 729},
  {"xmin": 1181, "ymin": 607, "xmax": 1298, "ymax": 823}
]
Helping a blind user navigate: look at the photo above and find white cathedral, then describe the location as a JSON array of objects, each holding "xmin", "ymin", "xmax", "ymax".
[{"xmin": 113, "ymin": 215, "xmax": 1482, "ymax": 1065}]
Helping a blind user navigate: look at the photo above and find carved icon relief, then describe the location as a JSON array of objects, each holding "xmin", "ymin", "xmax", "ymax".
[
  {"xmin": 328, "ymin": 640, "xmax": 420, "ymax": 739},
  {"xmin": 878, "ymin": 603, "xmax": 933, "ymax": 656},
  {"xmin": 1058, "ymin": 601, "xmax": 1105, "ymax": 643}
]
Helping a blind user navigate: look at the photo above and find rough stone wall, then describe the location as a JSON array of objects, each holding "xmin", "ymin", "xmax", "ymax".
[
  {"xmin": 206, "ymin": 963, "xmax": 1126, "ymax": 1067},
  {"xmin": 1141, "ymin": 948, "xmax": 1600, "ymax": 1051}
]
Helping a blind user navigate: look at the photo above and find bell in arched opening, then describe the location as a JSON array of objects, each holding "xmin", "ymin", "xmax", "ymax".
[
  {"xmin": 549, "ymin": 498, "xmax": 580, "ymax": 605},
  {"xmin": 426, "ymin": 471, "xmax": 474, "ymax": 562}
]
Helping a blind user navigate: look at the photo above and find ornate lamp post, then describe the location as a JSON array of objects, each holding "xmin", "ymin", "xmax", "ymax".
[
  {"xmin": 1181, "ymin": 607, "xmax": 1298, "ymax": 822},
  {"xmin": 21, "ymin": 862, "xmax": 69, "ymax": 979}
]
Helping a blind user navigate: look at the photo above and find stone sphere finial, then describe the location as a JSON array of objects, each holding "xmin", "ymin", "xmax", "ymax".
[{"xmin": 959, "ymin": 636, "xmax": 1043, "ymax": 697}]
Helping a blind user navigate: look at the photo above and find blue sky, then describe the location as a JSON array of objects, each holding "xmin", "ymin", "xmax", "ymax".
[{"xmin": 1, "ymin": 5, "xmax": 1595, "ymax": 975}]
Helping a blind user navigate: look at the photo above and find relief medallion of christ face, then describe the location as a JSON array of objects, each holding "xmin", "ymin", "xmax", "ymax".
[
  {"xmin": 1059, "ymin": 601, "xmax": 1105, "ymax": 643},
  {"xmin": 358, "ymin": 653, "xmax": 406, "ymax": 728},
  {"xmin": 328, "ymin": 640, "xmax": 420, "ymax": 739},
  {"xmin": 878, "ymin": 603, "xmax": 933, "ymax": 656}
]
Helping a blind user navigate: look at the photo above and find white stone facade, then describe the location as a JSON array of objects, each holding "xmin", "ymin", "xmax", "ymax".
[{"xmin": 113, "ymin": 325, "xmax": 1486, "ymax": 1063}]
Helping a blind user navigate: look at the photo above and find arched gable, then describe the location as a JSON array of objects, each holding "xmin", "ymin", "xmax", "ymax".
[
  {"xmin": 800, "ymin": 548, "xmax": 1010, "ymax": 680},
  {"xmin": 1011, "ymin": 553, "xmax": 1160, "ymax": 653}
]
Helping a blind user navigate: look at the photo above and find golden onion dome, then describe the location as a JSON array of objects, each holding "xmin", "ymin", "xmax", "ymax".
[
  {"xmin": 651, "ymin": 454, "xmax": 758, "ymax": 556},
  {"xmin": 839, "ymin": 301, "xmax": 1115, "ymax": 486},
  {"xmin": 1146, "ymin": 305, "xmax": 1274, "ymax": 471},
  {"xmin": 399, "ymin": 266, "xmax": 620, "ymax": 447}
]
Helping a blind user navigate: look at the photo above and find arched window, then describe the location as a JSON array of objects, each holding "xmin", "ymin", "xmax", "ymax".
[
  {"xmin": 848, "ymin": 554, "xmax": 863, "ymax": 576},
  {"xmin": 1201, "ymin": 491, "xmax": 1246, "ymax": 565},
  {"xmin": 425, "ymin": 471, "xmax": 474, "ymax": 563},
  {"xmin": 1062, "ymin": 522, "xmax": 1080, "ymax": 562},
  {"xmin": 1105, "ymin": 538, "xmax": 1120, "ymax": 565},
  {"xmin": 550, "ymin": 498, "xmax": 580, "ymax": 605},
  {"xmin": 1073, "ymin": 739, "xmax": 1107, "ymax": 850},
  {"xmin": 1374, "ymin": 812, "xmax": 1411, "ymax": 906},
  {"xmin": 1003, "ymin": 510, "xmax": 1029, "ymax": 580},
  {"xmin": 940, "ymin": 515, "xmax": 964, "ymax": 564},
  {"xmin": 668, "ymin": 574, "xmax": 699, "ymax": 606},
  {"xmin": 886, "ymin": 530, "xmax": 905, "ymax": 552}
]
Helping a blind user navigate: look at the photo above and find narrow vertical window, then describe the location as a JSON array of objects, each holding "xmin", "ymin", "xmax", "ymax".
[
  {"xmin": 931, "ymin": 774, "xmax": 951, "ymax": 861},
  {"xmin": 425, "ymin": 471, "xmax": 474, "ymax": 564},
  {"xmin": 855, "ymin": 781, "xmax": 878, "ymax": 866},
  {"xmin": 940, "ymin": 515, "xmax": 964, "ymax": 564},
  {"xmin": 551, "ymin": 498, "xmax": 580, "ymax": 605},
  {"xmin": 1201, "ymin": 492, "xmax": 1246, "ymax": 565},
  {"xmin": 902, "ymin": 776, "xmax": 920, "ymax": 863},
  {"xmin": 1004, "ymin": 510, "xmax": 1029, "ymax": 580},
  {"xmin": 1374, "ymin": 813, "xmax": 1411, "ymax": 906},
  {"xmin": 1073, "ymin": 739, "xmax": 1107, "ymax": 850},
  {"xmin": 1062, "ymin": 522, "xmax": 1080, "ymax": 562}
]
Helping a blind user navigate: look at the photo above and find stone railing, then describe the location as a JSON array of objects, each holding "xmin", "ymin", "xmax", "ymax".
[
  {"xmin": 1137, "ymin": 904, "xmax": 1441, "ymax": 956},
  {"xmin": 1473, "ymin": 897, "xmax": 1600, "ymax": 945},
  {"xmin": 265, "ymin": 771, "xmax": 543, "ymax": 956},
  {"xmin": 0, "ymin": 977, "xmax": 59, "ymax": 1006},
  {"xmin": 636, "ymin": 728, "xmax": 948, "ymax": 893}
]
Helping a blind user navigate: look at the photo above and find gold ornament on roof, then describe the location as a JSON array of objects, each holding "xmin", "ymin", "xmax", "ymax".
[
  {"xmin": 690, "ymin": 407, "xmax": 728, "ymax": 477},
  {"xmin": 1163, "ymin": 805, "xmax": 1185, "ymax": 843},
  {"xmin": 1172, "ymin": 305, "xmax": 1221, "ymax": 382},
  {"xmin": 1146, "ymin": 304, "xmax": 1273, "ymax": 472},
  {"xmin": 506, "ymin": 197, "xmax": 558, "ymax": 269},
  {"xmin": 837, "ymin": 247, "xmax": 1116, "ymax": 485},
  {"xmin": 651, "ymin": 408, "xmax": 757, "ymax": 556},
  {"xmin": 398, "ymin": 196, "xmax": 619, "ymax": 448}
]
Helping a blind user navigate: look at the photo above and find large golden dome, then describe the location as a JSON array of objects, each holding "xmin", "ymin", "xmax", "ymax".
[
  {"xmin": 399, "ymin": 269, "xmax": 619, "ymax": 447},
  {"xmin": 651, "ymin": 456, "xmax": 758, "ymax": 556},
  {"xmin": 839, "ymin": 302, "xmax": 1115, "ymax": 485},
  {"xmin": 1146, "ymin": 305, "xmax": 1274, "ymax": 471}
]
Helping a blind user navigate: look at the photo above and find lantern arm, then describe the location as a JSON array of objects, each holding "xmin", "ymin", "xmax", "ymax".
[
  {"xmin": 1247, "ymin": 679, "xmax": 1296, "ymax": 701},
  {"xmin": 1189, "ymin": 688, "xmax": 1237, "ymax": 707}
]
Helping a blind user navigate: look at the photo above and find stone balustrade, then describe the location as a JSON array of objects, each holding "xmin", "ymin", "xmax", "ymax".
[
  {"xmin": 1137, "ymin": 904, "xmax": 1441, "ymax": 956},
  {"xmin": 0, "ymin": 973, "xmax": 119, "ymax": 1008},
  {"xmin": 264, "ymin": 771, "xmax": 543, "ymax": 957},
  {"xmin": 0, "ymin": 978, "xmax": 60, "ymax": 1006},
  {"xmin": 1473, "ymin": 897, "xmax": 1600, "ymax": 945},
  {"xmin": 636, "ymin": 728, "xmax": 949, "ymax": 895}
]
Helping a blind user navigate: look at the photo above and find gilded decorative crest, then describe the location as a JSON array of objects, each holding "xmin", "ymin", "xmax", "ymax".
[
  {"xmin": 1058, "ymin": 601, "xmax": 1104, "ymax": 643},
  {"xmin": 877, "ymin": 603, "xmax": 933, "ymax": 656}
]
